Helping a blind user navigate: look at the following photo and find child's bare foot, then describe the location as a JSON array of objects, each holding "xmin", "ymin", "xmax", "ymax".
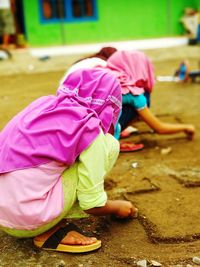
[
  {"xmin": 34, "ymin": 222, "xmax": 97, "ymax": 246},
  {"xmin": 120, "ymin": 126, "xmax": 138, "ymax": 138},
  {"xmin": 34, "ymin": 221, "xmax": 102, "ymax": 253},
  {"xmin": 61, "ymin": 231, "xmax": 97, "ymax": 245}
]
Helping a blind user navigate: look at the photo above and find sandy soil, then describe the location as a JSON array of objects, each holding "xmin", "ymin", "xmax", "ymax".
[{"xmin": 0, "ymin": 45, "xmax": 200, "ymax": 267}]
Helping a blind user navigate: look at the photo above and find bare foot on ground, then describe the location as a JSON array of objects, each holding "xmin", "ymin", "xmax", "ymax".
[{"xmin": 34, "ymin": 222, "xmax": 97, "ymax": 246}]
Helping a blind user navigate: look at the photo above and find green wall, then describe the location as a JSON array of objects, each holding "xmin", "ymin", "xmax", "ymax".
[{"xmin": 23, "ymin": 0, "xmax": 200, "ymax": 46}]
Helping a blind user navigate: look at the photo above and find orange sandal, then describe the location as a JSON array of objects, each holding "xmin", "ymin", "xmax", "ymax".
[
  {"xmin": 120, "ymin": 126, "xmax": 138, "ymax": 139},
  {"xmin": 120, "ymin": 141, "xmax": 144, "ymax": 152}
]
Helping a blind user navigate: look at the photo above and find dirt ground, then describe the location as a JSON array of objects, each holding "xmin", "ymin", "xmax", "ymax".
[{"xmin": 0, "ymin": 45, "xmax": 200, "ymax": 267}]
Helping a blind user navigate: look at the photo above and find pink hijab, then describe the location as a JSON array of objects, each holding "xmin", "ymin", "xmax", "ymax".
[
  {"xmin": 0, "ymin": 68, "xmax": 121, "ymax": 173},
  {"xmin": 106, "ymin": 50, "xmax": 155, "ymax": 95}
]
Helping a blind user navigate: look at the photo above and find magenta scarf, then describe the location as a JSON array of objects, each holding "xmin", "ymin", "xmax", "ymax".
[
  {"xmin": 106, "ymin": 50, "xmax": 155, "ymax": 95},
  {"xmin": 0, "ymin": 69, "xmax": 121, "ymax": 173}
]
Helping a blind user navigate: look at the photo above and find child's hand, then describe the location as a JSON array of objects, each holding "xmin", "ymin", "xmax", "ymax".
[
  {"xmin": 184, "ymin": 124, "xmax": 195, "ymax": 140},
  {"xmin": 113, "ymin": 200, "xmax": 138, "ymax": 219}
]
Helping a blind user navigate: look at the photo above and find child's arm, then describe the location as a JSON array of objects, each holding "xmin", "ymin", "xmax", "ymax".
[
  {"xmin": 85, "ymin": 199, "xmax": 137, "ymax": 219},
  {"xmin": 77, "ymin": 132, "xmax": 138, "ymax": 219},
  {"xmin": 138, "ymin": 107, "xmax": 195, "ymax": 139}
]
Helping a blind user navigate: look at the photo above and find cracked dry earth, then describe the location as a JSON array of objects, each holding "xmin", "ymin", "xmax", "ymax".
[{"xmin": 0, "ymin": 47, "xmax": 200, "ymax": 267}]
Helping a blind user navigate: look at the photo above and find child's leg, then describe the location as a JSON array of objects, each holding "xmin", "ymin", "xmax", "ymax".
[
  {"xmin": 62, "ymin": 134, "xmax": 119, "ymax": 218},
  {"xmin": 119, "ymin": 104, "xmax": 138, "ymax": 131},
  {"xmin": 76, "ymin": 131, "xmax": 119, "ymax": 211},
  {"xmin": 104, "ymin": 132, "xmax": 120, "ymax": 173}
]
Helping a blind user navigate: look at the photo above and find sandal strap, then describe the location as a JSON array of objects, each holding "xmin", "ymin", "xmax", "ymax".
[{"xmin": 42, "ymin": 222, "xmax": 84, "ymax": 249}]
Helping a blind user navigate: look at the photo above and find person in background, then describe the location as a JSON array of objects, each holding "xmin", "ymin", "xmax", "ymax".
[
  {"xmin": 60, "ymin": 46, "xmax": 144, "ymax": 152},
  {"xmin": 0, "ymin": 0, "xmax": 15, "ymax": 49},
  {"xmin": 0, "ymin": 68, "xmax": 138, "ymax": 253},
  {"xmin": 180, "ymin": 7, "xmax": 199, "ymax": 43},
  {"xmin": 174, "ymin": 60, "xmax": 200, "ymax": 83},
  {"xmin": 59, "ymin": 46, "xmax": 145, "ymax": 152},
  {"xmin": 60, "ymin": 46, "xmax": 117, "ymax": 84},
  {"xmin": 106, "ymin": 50, "xmax": 195, "ymax": 151}
]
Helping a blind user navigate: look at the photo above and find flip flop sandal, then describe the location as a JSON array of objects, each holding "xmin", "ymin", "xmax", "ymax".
[
  {"xmin": 120, "ymin": 142, "xmax": 144, "ymax": 152},
  {"xmin": 33, "ymin": 222, "xmax": 101, "ymax": 253},
  {"xmin": 120, "ymin": 131, "xmax": 132, "ymax": 139},
  {"xmin": 120, "ymin": 126, "xmax": 138, "ymax": 139}
]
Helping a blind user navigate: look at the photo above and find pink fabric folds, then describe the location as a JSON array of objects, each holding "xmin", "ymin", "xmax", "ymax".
[
  {"xmin": 0, "ymin": 68, "xmax": 121, "ymax": 173},
  {"xmin": 106, "ymin": 50, "xmax": 155, "ymax": 95}
]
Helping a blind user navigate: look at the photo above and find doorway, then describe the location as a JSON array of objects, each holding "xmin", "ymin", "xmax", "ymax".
[{"xmin": 13, "ymin": 0, "xmax": 26, "ymax": 47}]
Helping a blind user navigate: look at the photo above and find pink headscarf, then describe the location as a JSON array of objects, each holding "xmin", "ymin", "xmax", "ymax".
[
  {"xmin": 0, "ymin": 68, "xmax": 121, "ymax": 173},
  {"xmin": 106, "ymin": 50, "xmax": 155, "ymax": 95}
]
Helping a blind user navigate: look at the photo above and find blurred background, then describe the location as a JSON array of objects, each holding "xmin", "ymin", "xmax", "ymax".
[{"xmin": 1, "ymin": 0, "xmax": 200, "ymax": 48}]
